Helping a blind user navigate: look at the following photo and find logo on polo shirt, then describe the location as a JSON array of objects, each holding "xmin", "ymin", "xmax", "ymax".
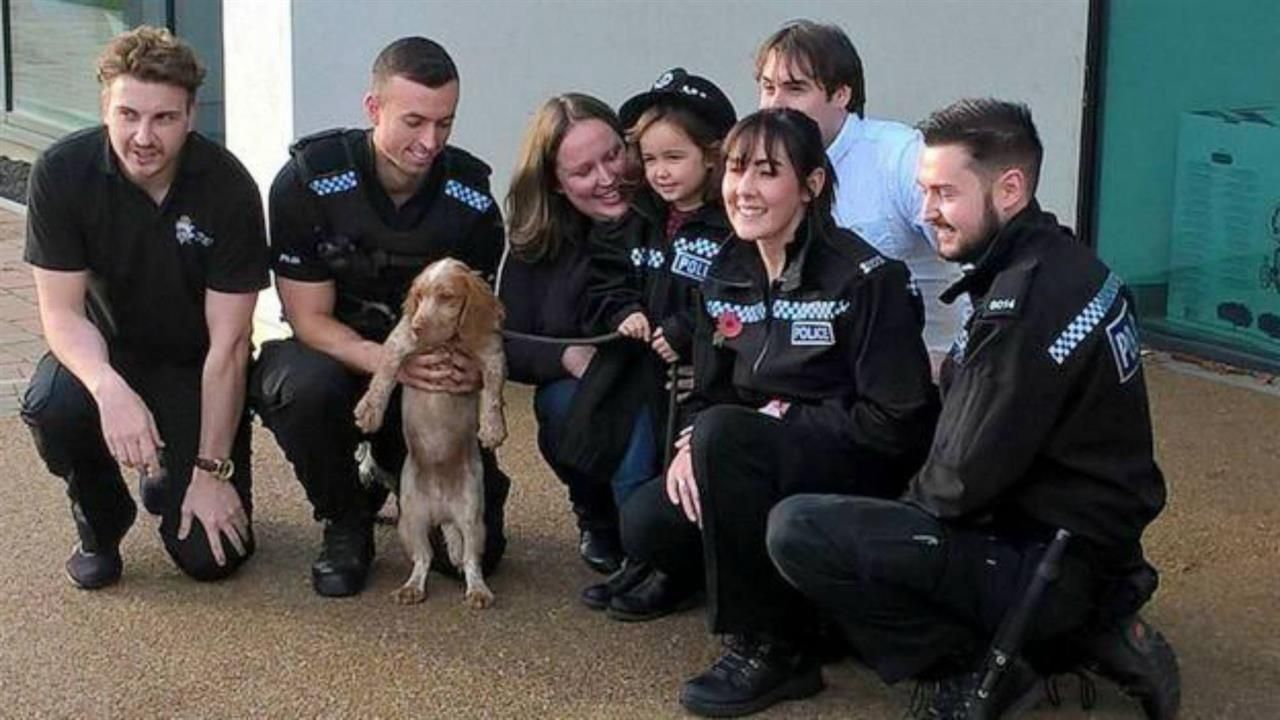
[
  {"xmin": 791, "ymin": 321, "xmax": 835, "ymax": 346},
  {"xmin": 175, "ymin": 215, "xmax": 213, "ymax": 247}
]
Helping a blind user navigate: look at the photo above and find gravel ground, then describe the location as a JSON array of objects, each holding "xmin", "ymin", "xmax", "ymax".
[
  {"xmin": 0, "ymin": 157, "xmax": 30, "ymax": 204},
  {"xmin": 0, "ymin": 371, "xmax": 1276, "ymax": 718}
]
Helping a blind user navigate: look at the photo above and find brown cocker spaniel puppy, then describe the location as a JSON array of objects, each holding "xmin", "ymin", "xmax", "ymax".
[{"xmin": 354, "ymin": 258, "xmax": 507, "ymax": 608}]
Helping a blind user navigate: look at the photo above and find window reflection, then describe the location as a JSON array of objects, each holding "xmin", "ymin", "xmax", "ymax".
[{"xmin": 9, "ymin": 0, "xmax": 127, "ymax": 129}]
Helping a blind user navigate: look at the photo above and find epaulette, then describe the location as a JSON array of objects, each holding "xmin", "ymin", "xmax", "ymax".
[
  {"xmin": 980, "ymin": 257, "xmax": 1039, "ymax": 320},
  {"xmin": 442, "ymin": 147, "xmax": 496, "ymax": 214}
]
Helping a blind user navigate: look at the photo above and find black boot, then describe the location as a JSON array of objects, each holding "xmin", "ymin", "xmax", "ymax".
[
  {"xmin": 579, "ymin": 527, "xmax": 623, "ymax": 574},
  {"xmin": 910, "ymin": 656, "xmax": 1041, "ymax": 720},
  {"xmin": 65, "ymin": 499, "xmax": 133, "ymax": 590},
  {"xmin": 311, "ymin": 520, "xmax": 374, "ymax": 597},
  {"xmin": 581, "ymin": 559, "xmax": 651, "ymax": 610},
  {"xmin": 607, "ymin": 568, "xmax": 700, "ymax": 622},
  {"xmin": 679, "ymin": 634, "xmax": 824, "ymax": 717},
  {"xmin": 1082, "ymin": 615, "xmax": 1180, "ymax": 720}
]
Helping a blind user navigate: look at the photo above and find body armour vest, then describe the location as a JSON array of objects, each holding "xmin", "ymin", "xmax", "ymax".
[{"xmin": 291, "ymin": 128, "xmax": 495, "ymax": 339}]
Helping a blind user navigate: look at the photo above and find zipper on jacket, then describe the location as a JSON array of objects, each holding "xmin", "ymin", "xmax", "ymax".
[{"xmin": 752, "ymin": 280, "xmax": 777, "ymax": 375}]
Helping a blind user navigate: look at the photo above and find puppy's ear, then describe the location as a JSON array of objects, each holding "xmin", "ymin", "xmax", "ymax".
[
  {"xmin": 403, "ymin": 270, "xmax": 428, "ymax": 317},
  {"xmin": 457, "ymin": 269, "xmax": 504, "ymax": 349}
]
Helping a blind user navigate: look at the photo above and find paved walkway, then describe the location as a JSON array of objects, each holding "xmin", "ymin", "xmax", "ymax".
[{"xmin": 0, "ymin": 206, "xmax": 44, "ymax": 416}]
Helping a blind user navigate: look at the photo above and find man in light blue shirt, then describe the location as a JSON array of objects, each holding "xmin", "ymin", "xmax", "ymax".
[{"xmin": 756, "ymin": 20, "xmax": 966, "ymax": 364}]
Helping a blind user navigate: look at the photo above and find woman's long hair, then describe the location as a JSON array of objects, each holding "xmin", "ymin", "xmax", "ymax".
[
  {"xmin": 506, "ymin": 93, "xmax": 626, "ymax": 262},
  {"xmin": 721, "ymin": 108, "xmax": 837, "ymax": 235}
]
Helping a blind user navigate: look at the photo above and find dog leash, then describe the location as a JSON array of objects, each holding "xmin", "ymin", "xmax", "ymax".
[{"xmin": 499, "ymin": 329, "xmax": 622, "ymax": 346}]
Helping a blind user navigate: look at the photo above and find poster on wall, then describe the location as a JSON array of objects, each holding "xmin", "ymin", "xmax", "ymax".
[{"xmin": 1166, "ymin": 107, "xmax": 1280, "ymax": 354}]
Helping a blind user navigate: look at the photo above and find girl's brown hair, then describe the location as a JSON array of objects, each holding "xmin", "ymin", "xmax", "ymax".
[{"xmin": 628, "ymin": 103, "xmax": 724, "ymax": 208}]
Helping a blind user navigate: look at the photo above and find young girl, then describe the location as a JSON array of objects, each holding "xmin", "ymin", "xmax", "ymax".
[
  {"xmin": 576, "ymin": 68, "xmax": 736, "ymax": 614},
  {"xmin": 589, "ymin": 67, "xmax": 737, "ymax": 366}
]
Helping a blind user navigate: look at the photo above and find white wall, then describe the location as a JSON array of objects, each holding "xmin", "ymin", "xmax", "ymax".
[
  {"xmin": 224, "ymin": 0, "xmax": 294, "ymax": 341},
  {"xmin": 286, "ymin": 0, "xmax": 1089, "ymax": 224}
]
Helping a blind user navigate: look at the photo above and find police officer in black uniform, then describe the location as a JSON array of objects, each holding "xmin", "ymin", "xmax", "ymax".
[
  {"xmin": 618, "ymin": 109, "xmax": 940, "ymax": 718},
  {"xmin": 22, "ymin": 27, "xmax": 267, "ymax": 589},
  {"xmin": 250, "ymin": 37, "xmax": 510, "ymax": 598},
  {"xmin": 768, "ymin": 99, "xmax": 1180, "ymax": 719}
]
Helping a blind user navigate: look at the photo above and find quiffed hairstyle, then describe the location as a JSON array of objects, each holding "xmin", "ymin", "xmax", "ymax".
[
  {"xmin": 917, "ymin": 98, "xmax": 1044, "ymax": 194},
  {"xmin": 723, "ymin": 108, "xmax": 836, "ymax": 233},
  {"xmin": 506, "ymin": 93, "xmax": 627, "ymax": 262},
  {"xmin": 96, "ymin": 26, "xmax": 205, "ymax": 101},
  {"xmin": 754, "ymin": 20, "xmax": 865, "ymax": 118},
  {"xmin": 628, "ymin": 103, "xmax": 724, "ymax": 207},
  {"xmin": 372, "ymin": 36, "xmax": 458, "ymax": 91}
]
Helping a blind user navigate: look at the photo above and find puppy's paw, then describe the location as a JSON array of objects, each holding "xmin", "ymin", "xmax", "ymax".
[
  {"xmin": 478, "ymin": 413, "xmax": 507, "ymax": 449},
  {"xmin": 353, "ymin": 395, "xmax": 385, "ymax": 434},
  {"xmin": 393, "ymin": 585, "xmax": 426, "ymax": 605},
  {"xmin": 464, "ymin": 585, "xmax": 494, "ymax": 609}
]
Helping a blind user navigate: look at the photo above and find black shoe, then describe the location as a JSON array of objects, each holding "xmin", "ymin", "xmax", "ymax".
[
  {"xmin": 607, "ymin": 569, "xmax": 700, "ymax": 622},
  {"xmin": 581, "ymin": 560, "xmax": 651, "ymax": 610},
  {"xmin": 65, "ymin": 498, "xmax": 133, "ymax": 590},
  {"xmin": 909, "ymin": 656, "xmax": 1041, "ymax": 720},
  {"xmin": 1082, "ymin": 615, "xmax": 1181, "ymax": 720},
  {"xmin": 311, "ymin": 521, "xmax": 374, "ymax": 597},
  {"xmin": 679, "ymin": 635, "xmax": 824, "ymax": 717},
  {"xmin": 579, "ymin": 527, "xmax": 623, "ymax": 574},
  {"xmin": 65, "ymin": 543, "xmax": 123, "ymax": 590}
]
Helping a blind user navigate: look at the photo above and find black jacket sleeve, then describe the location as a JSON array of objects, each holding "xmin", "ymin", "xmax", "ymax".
[
  {"xmin": 498, "ymin": 248, "xmax": 567, "ymax": 385},
  {"xmin": 585, "ymin": 216, "xmax": 645, "ymax": 334},
  {"xmin": 784, "ymin": 262, "xmax": 939, "ymax": 458},
  {"xmin": 456, "ymin": 173, "xmax": 505, "ymax": 287},
  {"xmin": 684, "ymin": 298, "xmax": 745, "ymax": 428},
  {"xmin": 904, "ymin": 281, "xmax": 1070, "ymax": 518}
]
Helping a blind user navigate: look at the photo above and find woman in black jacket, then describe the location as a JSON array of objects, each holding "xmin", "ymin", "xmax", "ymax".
[
  {"xmin": 497, "ymin": 93, "xmax": 653, "ymax": 576},
  {"xmin": 616, "ymin": 109, "xmax": 941, "ymax": 718}
]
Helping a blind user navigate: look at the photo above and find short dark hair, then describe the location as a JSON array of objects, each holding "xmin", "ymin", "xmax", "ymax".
[
  {"xmin": 754, "ymin": 20, "xmax": 865, "ymax": 117},
  {"xmin": 723, "ymin": 108, "xmax": 836, "ymax": 232},
  {"xmin": 918, "ymin": 98, "xmax": 1043, "ymax": 193},
  {"xmin": 371, "ymin": 36, "xmax": 458, "ymax": 91}
]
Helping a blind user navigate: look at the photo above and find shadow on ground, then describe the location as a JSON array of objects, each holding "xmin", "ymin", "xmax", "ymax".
[{"xmin": 0, "ymin": 371, "xmax": 1277, "ymax": 718}]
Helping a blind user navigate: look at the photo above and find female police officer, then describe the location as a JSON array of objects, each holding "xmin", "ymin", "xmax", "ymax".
[{"xmin": 615, "ymin": 108, "xmax": 940, "ymax": 717}]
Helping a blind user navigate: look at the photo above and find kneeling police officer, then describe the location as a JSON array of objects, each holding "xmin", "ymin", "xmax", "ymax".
[
  {"xmin": 768, "ymin": 99, "xmax": 1179, "ymax": 719},
  {"xmin": 251, "ymin": 37, "xmax": 510, "ymax": 598}
]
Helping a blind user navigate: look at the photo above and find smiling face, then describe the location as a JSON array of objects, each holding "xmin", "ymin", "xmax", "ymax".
[
  {"xmin": 639, "ymin": 118, "xmax": 712, "ymax": 212},
  {"xmin": 365, "ymin": 75, "xmax": 459, "ymax": 182},
  {"xmin": 756, "ymin": 51, "xmax": 849, "ymax": 147},
  {"xmin": 722, "ymin": 135, "xmax": 821, "ymax": 247},
  {"xmin": 554, "ymin": 118, "xmax": 628, "ymax": 221},
  {"xmin": 918, "ymin": 143, "xmax": 1004, "ymax": 263},
  {"xmin": 102, "ymin": 75, "xmax": 193, "ymax": 193}
]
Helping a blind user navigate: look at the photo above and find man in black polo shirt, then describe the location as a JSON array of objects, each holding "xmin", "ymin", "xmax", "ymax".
[
  {"xmin": 22, "ymin": 27, "xmax": 268, "ymax": 589},
  {"xmin": 250, "ymin": 36, "xmax": 510, "ymax": 598}
]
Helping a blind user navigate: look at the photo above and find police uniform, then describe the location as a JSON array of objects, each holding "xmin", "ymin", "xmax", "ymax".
[
  {"xmin": 588, "ymin": 191, "xmax": 731, "ymax": 359},
  {"xmin": 22, "ymin": 127, "xmax": 269, "ymax": 581},
  {"xmin": 768, "ymin": 203, "xmax": 1169, "ymax": 683},
  {"xmin": 619, "ymin": 219, "xmax": 939, "ymax": 640},
  {"xmin": 250, "ymin": 129, "xmax": 509, "ymax": 573}
]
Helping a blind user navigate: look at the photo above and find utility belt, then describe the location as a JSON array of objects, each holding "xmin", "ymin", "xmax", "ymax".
[{"xmin": 336, "ymin": 292, "xmax": 400, "ymax": 342}]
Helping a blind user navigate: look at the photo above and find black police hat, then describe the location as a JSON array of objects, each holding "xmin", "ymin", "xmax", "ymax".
[{"xmin": 619, "ymin": 68, "xmax": 737, "ymax": 139}]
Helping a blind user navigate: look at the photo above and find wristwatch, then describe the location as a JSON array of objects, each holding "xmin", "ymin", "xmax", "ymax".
[{"xmin": 194, "ymin": 456, "xmax": 235, "ymax": 481}]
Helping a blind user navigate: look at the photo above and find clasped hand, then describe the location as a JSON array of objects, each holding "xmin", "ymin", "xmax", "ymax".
[{"xmin": 397, "ymin": 346, "xmax": 483, "ymax": 393}]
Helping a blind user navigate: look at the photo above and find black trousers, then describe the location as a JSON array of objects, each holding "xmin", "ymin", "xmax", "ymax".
[
  {"xmin": 249, "ymin": 338, "xmax": 508, "ymax": 573},
  {"xmin": 620, "ymin": 404, "xmax": 914, "ymax": 639},
  {"xmin": 21, "ymin": 352, "xmax": 254, "ymax": 581},
  {"xmin": 767, "ymin": 495, "xmax": 1102, "ymax": 683}
]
